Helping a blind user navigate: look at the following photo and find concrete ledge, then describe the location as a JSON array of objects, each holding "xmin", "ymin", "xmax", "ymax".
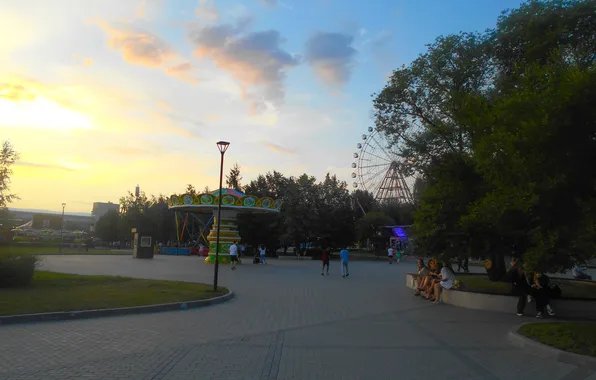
[
  {"xmin": 508, "ymin": 323, "xmax": 596, "ymax": 369},
  {"xmin": 406, "ymin": 273, "xmax": 596, "ymax": 320},
  {"xmin": 0, "ymin": 290, "xmax": 234, "ymax": 326}
]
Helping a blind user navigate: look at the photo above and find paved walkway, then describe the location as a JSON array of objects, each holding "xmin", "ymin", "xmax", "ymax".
[{"xmin": 0, "ymin": 255, "xmax": 594, "ymax": 380}]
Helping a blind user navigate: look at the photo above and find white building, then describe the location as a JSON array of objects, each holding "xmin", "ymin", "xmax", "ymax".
[{"xmin": 92, "ymin": 202, "xmax": 120, "ymax": 224}]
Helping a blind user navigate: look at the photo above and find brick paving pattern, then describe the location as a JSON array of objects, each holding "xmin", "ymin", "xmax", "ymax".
[{"xmin": 0, "ymin": 255, "xmax": 593, "ymax": 379}]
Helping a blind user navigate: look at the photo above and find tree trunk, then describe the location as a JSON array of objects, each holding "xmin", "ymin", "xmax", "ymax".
[{"xmin": 486, "ymin": 245, "xmax": 507, "ymax": 281}]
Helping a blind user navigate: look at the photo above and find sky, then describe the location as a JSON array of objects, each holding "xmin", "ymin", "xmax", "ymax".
[{"xmin": 2, "ymin": 0, "xmax": 525, "ymax": 213}]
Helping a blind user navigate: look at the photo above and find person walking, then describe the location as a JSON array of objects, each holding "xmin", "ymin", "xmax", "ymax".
[
  {"xmin": 229, "ymin": 241, "xmax": 239, "ymax": 270},
  {"xmin": 259, "ymin": 245, "xmax": 267, "ymax": 264},
  {"xmin": 395, "ymin": 246, "xmax": 402, "ymax": 264},
  {"xmin": 387, "ymin": 246, "xmax": 394, "ymax": 264},
  {"xmin": 340, "ymin": 247, "xmax": 350, "ymax": 278},
  {"xmin": 321, "ymin": 248, "xmax": 330, "ymax": 275}
]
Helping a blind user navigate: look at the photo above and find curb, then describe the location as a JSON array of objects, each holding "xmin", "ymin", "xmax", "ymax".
[
  {"xmin": 508, "ymin": 323, "xmax": 596, "ymax": 370},
  {"xmin": 0, "ymin": 291, "xmax": 234, "ymax": 326}
]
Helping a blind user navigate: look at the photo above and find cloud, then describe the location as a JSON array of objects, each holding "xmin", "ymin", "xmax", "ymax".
[
  {"xmin": 189, "ymin": 21, "xmax": 299, "ymax": 113},
  {"xmin": 96, "ymin": 21, "xmax": 175, "ymax": 67},
  {"xmin": 264, "ymin": 142, "xmax": 296, "ymax": 155},
  {"xmin": 96, "ymin": 20, "xmax": 197, "ymax": 83},
  {"xmin": 16, "ymin": 161, "xmax": 76, "ymax": 172},
  {"xmin": 304, "ymin": 32, "xmax": 357, "ymax": 88},
  {"xmin": 196, "ymin": 0, "xmax": 219, "ymax": 20},
  {"xmin": 165, "ymin": 62, "xmax": 199, "ymax": 85}
]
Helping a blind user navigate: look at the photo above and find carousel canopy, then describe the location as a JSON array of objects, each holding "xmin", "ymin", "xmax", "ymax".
[{"xmin": 169, "ymin": 188, "xmax": 282, "ymax": 213}]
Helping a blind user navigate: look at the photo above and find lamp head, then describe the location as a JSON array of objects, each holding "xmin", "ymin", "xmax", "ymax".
[
  {"xmin": 62, "ymin": 203, "xmax": 66, "ymax": 208},
  {"xmin": 216, "ymin": 141, "xmax": 230, "ymax": 154}
]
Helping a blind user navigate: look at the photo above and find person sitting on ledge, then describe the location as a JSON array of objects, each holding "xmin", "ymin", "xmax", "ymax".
[
  {"xmin": 414, "ymin": 258, "xmax": 430, "ymax": 296},
  {"xmin": 430, "ymin": 261, "xmax": 457, "ymax": 304},
  {"xmin": 419, "ymin": 259, "xmax": 441, "ymax": 299}
]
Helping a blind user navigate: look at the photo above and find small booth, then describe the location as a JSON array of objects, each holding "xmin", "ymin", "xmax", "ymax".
[{"xmin": 132, "ymin": 228, "xmax": 154, "ymax": 259}]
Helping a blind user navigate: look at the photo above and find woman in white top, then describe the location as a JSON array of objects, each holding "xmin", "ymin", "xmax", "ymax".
[
  {"xmin": 432, "ymin": 261, "xmax": 456, "ymax": 304},
  {"xmin": 259, "ymin": 245, "xmax": 267, "ymax": 264},
  {"xmin": 387, "ymin": 247, "xmax": 394, "ymax": 264}
]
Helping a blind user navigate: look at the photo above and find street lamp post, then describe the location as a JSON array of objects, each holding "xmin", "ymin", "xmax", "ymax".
[
  {"xmin": 213, "ymin": 141, "xmax": 230, "ymax": 292},
  {"xmin": 59, "ymin": 203, "xmax": 66, "ymax": 253}
]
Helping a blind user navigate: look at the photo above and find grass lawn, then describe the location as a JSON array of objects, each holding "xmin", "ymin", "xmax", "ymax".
[
  {"xmin": 519, "ymin": 322, "xmax": 596, "ymax": 357},
  {"xmin": 0, "ymin": 246, "xmax": 129, "ymax": 255},
  {"xmin": 460, "ymin": 274, "xmax": 596, "ymax": 299},
  {"xmin": 0, "ymin": 271, "xmax": 227, "ymax": 316}
]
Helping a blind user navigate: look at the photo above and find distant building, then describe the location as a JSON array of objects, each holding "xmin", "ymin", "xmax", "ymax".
[
  {"xmin": 92, "ymin": 202, "xmax": 120, "ymax": 224},
  {"xmin": 8, "ymin": 210, "xmax": 94, "ymax": 232}
]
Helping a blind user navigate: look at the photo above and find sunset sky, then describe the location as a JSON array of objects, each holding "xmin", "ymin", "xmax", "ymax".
[{"xmin": 2, "ymin": 0, "xmax": 524, "ymax": 213}]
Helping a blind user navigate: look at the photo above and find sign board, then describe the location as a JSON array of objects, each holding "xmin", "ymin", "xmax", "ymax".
[{"xmin": 140, "ymin": 236, "xmax": 152, "ymax": 248}]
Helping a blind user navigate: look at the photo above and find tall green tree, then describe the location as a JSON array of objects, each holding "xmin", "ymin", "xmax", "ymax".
[
  {"xmin": 226, "ymin": 163, "xmax": 243, "ymax": 191},
  {"xmin": 373, "ymin": 32, "xmax": 492, "ymax": 176},
  {"xmin": 316, "ymin": 174, "xmax": 355, "ymax": 249},
  {"xmin": 352, "ymin": 189, "xmax": 378, "ymax": 215},
  {"xmin": 374, "ymin": 0, "xmax": 596, "ymax": 275},
  {"xmin": 356, "ymin": 212, "xmax": 395, "ymax": 249},
  {"xmin": 95, "ymin": 210, "xmax": 122, "ymax": 242},
  {"xmin": 0, "ymin": 141, "xmax": 19, "ymax": 209}
]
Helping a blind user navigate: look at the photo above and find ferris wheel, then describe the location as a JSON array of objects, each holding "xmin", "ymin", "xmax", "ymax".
[{"xmin": 351, "ymin": 127, "xmax": 414, "ymax": 203}]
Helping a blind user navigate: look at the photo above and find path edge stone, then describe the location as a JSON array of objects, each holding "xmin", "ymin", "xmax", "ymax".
[
  {"xmin": 508, "ymin": 322, "xmax": 596, "ymax": 370},
  {"xmin": 0, "ymin": 290, "xmax": 234, "ymax": 326}
]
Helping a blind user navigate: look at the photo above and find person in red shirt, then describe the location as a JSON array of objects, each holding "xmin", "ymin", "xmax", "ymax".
[{"xmin": 321, "ymin": 248, "xmax": 330, "ymax": 275}]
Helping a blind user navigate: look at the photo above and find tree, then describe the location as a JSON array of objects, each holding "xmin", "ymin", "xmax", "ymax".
[
  {"xmin": 373, "ymin": 32, "xmax": 492, "ymax": 176},
  {"xmin": 95, "ymin": 210, "xmax": 122, "ymax": 242},
  {"xmin": 356, "ymin": 212, "xmax": 395, "ymax": 249},
  {"xmin": 352, "ymin": 189, "xmax": 378, "ymax": 215},
  {"xmin": 226, "ymin": 163, "xmax": 242, "ymax": 191},
  {"xmin": 315, "ymin": 174, "xmax": 355, "ymax": 249},
  {"xmin": 0, "ymin": 141, "xmax": 19, "ymax": 209},
  {"xmin": 374, "ymin": 0, "xmax": 596, "ymax": 275},
  {"xmin": 239, "ymin": 171, "xmax": 290, "ymax": 251},
  {"xmin": 185, "ymin": 184, "xmax": 197, "ymax": 196}
]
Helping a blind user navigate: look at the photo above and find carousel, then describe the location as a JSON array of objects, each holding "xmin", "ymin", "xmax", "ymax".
[{"xmin": 168, "ymin": 188, "xmax": 282, "ymax": 264}]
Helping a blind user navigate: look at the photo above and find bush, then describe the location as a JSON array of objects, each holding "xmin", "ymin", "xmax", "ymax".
[{"xmin": 0, "ymin": 254, "xmax": 40, "ymax": 288}]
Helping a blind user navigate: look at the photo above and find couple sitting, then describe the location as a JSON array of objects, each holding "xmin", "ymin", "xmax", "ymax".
[{"xmin": 414, "ymin": 258, "xmax": 457, "ymax": 303}]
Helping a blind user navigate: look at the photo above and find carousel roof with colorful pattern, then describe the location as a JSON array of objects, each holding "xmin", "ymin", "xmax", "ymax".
[
  {"xmin": 210, "ymin": 188, "xmax": 246, "ymax": 199},
  {"xmin": 168, "ymin": 188, "xmax": 282, "ymax": 213}
]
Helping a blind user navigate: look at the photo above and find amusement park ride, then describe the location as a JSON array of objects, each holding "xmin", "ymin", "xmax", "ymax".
[
  {"xmin": 351, "ymin": 127, "xmax": 414, "ymax": 204},
  {"xmin": 351, "ymin": 126, "xmax": 415, "ymax": 251}
]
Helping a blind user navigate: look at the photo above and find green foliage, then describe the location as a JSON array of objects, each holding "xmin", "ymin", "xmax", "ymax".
[
  {"xmin": 241, "ymin": 171, "xmax": 356, "ymax": 250},
  {"xmin": 519, "ymin": 323, "xmax": 596, "ymax": 357},
  {"xmin": 226, "ymin": 163, "xmax": 243, "ymax": 191},
  {"xmin": 356, "ymin": 212, "xmax": 395, "ymax": 245},
  {"xmin": 0, "ymin": 271, "xmax": 227, "ymax": 316},
  {"xmin": 352, "ymin": 190, "xmax": 378, "ymax": 215},
  {"xmin": 0, "ymin": 141, "xmax": 19, "ymax": 209},
  {"xmin": 0, "ymin": 253, "xmax": 40, "ymax": 288},
  {"xmin": 373, "ymin": 0, "xmax": 596, "ymax": 274}
]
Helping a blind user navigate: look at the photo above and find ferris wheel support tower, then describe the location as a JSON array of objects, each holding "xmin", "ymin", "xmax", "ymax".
[{"xmin": 351, "ymin": 127, "xmax": 414, "ymax": 204}]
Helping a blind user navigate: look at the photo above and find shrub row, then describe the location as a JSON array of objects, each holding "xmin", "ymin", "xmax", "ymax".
[{"xmin": 0, "ymin": 253, "xmax": 40, "ymax": 288}]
